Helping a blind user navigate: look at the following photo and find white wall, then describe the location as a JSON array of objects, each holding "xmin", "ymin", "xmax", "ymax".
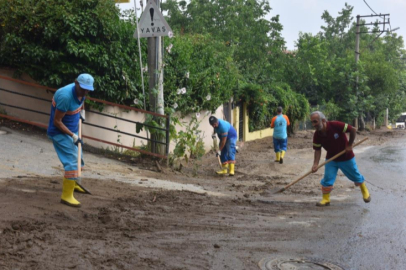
[
  {"xmin": 84, "ymin": 105, "xmax": 224, "ymax": 154},
  {"xmin": 0, "ymin": 68, "xmax": 52, "ymax": 126}
]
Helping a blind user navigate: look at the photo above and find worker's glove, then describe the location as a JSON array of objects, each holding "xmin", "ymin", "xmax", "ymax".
[
  {"xmin": 212, "ymin": 134, "xmax": 216, "ymax": 140},
  {"xmin": 216, "ymin": 150, "xmax": 221, "ymax": 157},
  {"xmin": 80, "ymin": 109, "xmax": 86, "ymax": 122},
  {"xmin": 72, "ymin": 134, "xmax": 83, "ymax": 146}
]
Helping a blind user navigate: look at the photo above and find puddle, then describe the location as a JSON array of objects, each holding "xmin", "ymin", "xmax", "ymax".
[
  {"xmin": 287, "ymin": 221, "xmax": 314, "ymax": 227},
  {"xmin": 11, "ymin": 188, "xmax": 36, "ymax": 193},
  {"xmin": 369, "ymin": 146, "xmax": 405, "ymax": 163},
  {"xmin": 353, "ymin": 145, "xmax": 374, "ymax": 154}
]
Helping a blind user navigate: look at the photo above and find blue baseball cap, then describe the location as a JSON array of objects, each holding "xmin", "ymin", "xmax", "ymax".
[{"xmin": 77, "ymin": 74, "xmax": 94, "ymax": 91}]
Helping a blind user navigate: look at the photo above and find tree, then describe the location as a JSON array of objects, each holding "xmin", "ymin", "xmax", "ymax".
[
  {"xmin": 162, "ymin": 0, "xmax": 285, "ymax": 81},
  {"xmin": 0, "ymin": 0, "xmax": 145, "ymax": 104},
  {"xmin": 284, "ymin": 4, "xmax": 406, "ymax": 126},
  {"xmin": 163, "ymin": 33, "xmax": 239, "ymax": 115}
]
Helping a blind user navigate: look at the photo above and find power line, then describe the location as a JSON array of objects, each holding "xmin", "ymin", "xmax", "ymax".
[
  {"xmin": 362, "ymin": 0, "xmax": 383, "ymax": 18},
  {"xmin": 362, "ymin": 0, "xmax": 396, "ymax": 33}
]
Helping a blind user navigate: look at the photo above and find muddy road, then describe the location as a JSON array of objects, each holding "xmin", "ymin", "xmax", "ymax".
[{"xmin": 0, "ymin": 120, "xmax": 405, "ymax": 270}]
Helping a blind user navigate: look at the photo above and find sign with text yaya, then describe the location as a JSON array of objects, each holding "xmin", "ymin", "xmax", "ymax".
[{"xmin": 134, "ymin": 1, "xmax": 173, "ymax": 38}]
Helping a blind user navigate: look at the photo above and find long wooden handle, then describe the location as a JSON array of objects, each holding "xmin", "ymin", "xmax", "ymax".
[
  {"xmin": 278, "ymin": 137, "xmax": 368, "ymax": 193},
  {"xmin": 77, "ymin": 119, "xmax": 82, "ymax": 178},
  {"xmin": 217, "ymin": 155, "xmax": 222, "ymax": 169}
]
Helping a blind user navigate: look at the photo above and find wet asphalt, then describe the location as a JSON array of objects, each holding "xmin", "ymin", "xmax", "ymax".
[{"xmin": 268, "ymin": 143, "xmax": 406, "ymax": 270}]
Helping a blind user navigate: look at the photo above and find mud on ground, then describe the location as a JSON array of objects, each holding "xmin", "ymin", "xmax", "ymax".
[{"xmin": 0, "ymin": 119, "xmax": 405, "ymax": 270}]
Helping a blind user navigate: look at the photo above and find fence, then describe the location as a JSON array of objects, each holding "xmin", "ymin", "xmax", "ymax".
[{"xmin": 0, "ymin": 74, "xmax": 170, "ymax": 159}]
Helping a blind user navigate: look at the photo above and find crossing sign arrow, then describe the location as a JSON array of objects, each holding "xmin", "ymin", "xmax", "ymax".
[{"xmin": 134, "ymin": 1, "xmax": 172, "ymax": 38}]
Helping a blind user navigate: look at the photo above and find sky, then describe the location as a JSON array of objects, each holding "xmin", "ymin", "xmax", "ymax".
[{"xmin": 116, "ymin": 0, "xmax": 406, "ymax": 50}]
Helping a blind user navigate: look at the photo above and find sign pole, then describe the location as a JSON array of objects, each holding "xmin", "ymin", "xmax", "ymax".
[{"xmin": 135, "ymin": 0, "xmax": 172, "ymax": 154}]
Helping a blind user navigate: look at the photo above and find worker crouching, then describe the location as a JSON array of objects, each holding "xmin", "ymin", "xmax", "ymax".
[{"xmin": 209, "ymin": 116, "xmax": 238, "ymax": 176}]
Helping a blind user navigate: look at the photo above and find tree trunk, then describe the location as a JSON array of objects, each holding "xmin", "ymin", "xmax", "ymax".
[{"xmin": 358, "ymin": 116, "xmax": 365, "ymax": 131}]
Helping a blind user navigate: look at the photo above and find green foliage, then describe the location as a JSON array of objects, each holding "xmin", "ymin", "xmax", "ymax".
[
  {"xmin": 320, "ymin": 100, "xmax": 343, "ymax": 121},
  {"xmin": 267, "ymin": 83, "xmax": 310, "ymax": 133},
  {"xmin": 139, "ymin": 114, "xmax": 166, "ymax": 137},
  {"xmin": 236, "ymin": 82, "xmax": 310, "ymax": 132},
  {"xmin": 0, "ymin": 0, "xmax": 240, "ymax": 115},
  {"xmin": 1, "ymin": 0, "xmax": 405, "ymax": 135},
  {"xmin": 0, "ymin": 0, "xmax": 145, "ymax": 104},
  {"xmin": 170, "ymin": 116, "xmax": 205, "ymax": 170},
  {"xmin": 163, "ymin": 33, "xmax": 239, "ymax": 115},
  {"xmin": 236, "ymin": 83, "xmax": 275, "ymax": 132},
  {"xmin": 277, "ymin": 4, "xmax": 406, "ymax": 126},
  {"xmin": 163, "ymin": 0, "xmax": 285, "ymax": 81}
]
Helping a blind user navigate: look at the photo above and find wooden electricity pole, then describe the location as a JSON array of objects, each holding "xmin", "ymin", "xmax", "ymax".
[{"xmin": 355, "ymin": 13, "xmax": 392, "ymax": 130}]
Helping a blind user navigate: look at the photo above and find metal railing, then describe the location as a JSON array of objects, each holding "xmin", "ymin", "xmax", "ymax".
[{"xmin": 0, "ymin": 75, "xmax": 170, "ymax": 159}]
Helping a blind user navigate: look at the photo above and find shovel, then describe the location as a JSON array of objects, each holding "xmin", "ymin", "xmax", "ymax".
[
  {"xmin": 217, "ymin": 155, "xmax": 223, "ymax": 169},
  {"xmin": 76, "ymin": 118, "xmax": 92, "ymax": 195},
  {"xmin": 273, "ymin": 137, "xmax": 368, "ymax": 194},
  {"xmin": 212, "ymin": 135, "xmax": 223, "ymax": 169}
]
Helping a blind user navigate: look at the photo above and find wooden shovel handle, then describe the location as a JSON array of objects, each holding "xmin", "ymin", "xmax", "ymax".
[
  {"xmin": 278, "ymin": 137, "xmax": 368, "ymax": 193},
  {"xmin": 217, "ymin": 155, "xmax": 222, "ymax": 169},
  {"xmin": 77, "ymin": 119, "xmax": 82, "ymax": 178}
]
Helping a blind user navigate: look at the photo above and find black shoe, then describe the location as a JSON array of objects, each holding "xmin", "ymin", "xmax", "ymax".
[{"xmin": 279, "ymin": 158, "xmax": 283, "ymax": 164}]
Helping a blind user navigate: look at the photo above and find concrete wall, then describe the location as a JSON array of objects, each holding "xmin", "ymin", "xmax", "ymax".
[
  {"xmin": 170, "ymin": 107, "xmax": 224, "ymax": 153},
  {"xmin": 240, "ymin": 103, "xmax": 273, "ymax": 142},
  {"xmin": 0, "ymin": 69, "xmax": 225, "ymax": 154},
  {"xmin": 84, "ymin": 105, "xmax": 224, "ymax": 154},
  {"xmin": 0, "ymin": 68, "xmax": 52, "ymax": 126}
]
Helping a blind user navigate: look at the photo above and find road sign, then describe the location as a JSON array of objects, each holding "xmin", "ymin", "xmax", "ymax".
[{"xmin": 134, "ymin": 1, "xmax": 172, "ymax": 38}]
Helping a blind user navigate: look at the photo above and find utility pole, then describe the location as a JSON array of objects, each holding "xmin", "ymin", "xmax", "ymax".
[
  {"xmin": 134, "ymin": 0, "xmax": 172, "ymax": 155},
  {"xmin": 147, "ymin": 31, "xmax": 158, "ymax": 153},
  {"xmin": 354, "ymin": 15, "xmax": 360, "ymax": 129},
  {"xmin": 147, "ymin": 27, "xmax": 165, "ymax": 154},
  {"xmin": 147, "ymin": 0, "xmax": 163, "ymax": 115},
  {"xmin": 354, "ymin": 13, "xmax": 393, "ymax": 130}
]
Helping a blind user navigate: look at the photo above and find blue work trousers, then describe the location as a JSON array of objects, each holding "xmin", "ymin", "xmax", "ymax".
[
  {"xmin": 321, "ymin": 157, "xmax": 365, "ymax": 188},
  {"xmin": 49, "ymin": 133, "xmax": 84, "ymax": 180},
  {"xmin": 273, "ymin": 137, "xmax": 287, "ymax": 153},
  {"xmin": 220, "ymin": 137, "xmax": 237, "ymax": 164}
]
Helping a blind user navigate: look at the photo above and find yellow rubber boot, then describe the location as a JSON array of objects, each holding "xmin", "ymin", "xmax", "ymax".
[
  {"xmin": 281, "ymin": 150, "xmax": 286, "ymax": 158},
  {"xmin": 216, "ymin": 164, "xmax": 229, "ymax": 175},
  {"xmin": 229, "ymin": 164, "xmax": 235, "ymax": 176},
  {"xmin": 316, "ymin": 193, "xmax": 330, "ymax": 207},
  {"xmin": 280, "ymin": 150, "xmax": 286, "ymax": 164},
  {"xmin": 61, "ymin": 178, "xmax": 81, "ymax": 207},
  {"xmin": 360, "ymin": 182, "xmax": 371, "ymax": 203},
  {"xmin": 274, "ymin": 152, "xmax": 281, "ymax": 162}
]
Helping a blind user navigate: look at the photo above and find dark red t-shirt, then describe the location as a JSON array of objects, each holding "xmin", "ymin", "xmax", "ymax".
[{"xmin": 313, "ymin": 121, "xmax": 354, "ymax": 162}]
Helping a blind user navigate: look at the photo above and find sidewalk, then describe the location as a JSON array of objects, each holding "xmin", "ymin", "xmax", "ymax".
[
  {"xmin": 0, "ymin": 126, "xmax": 128, "ymax": 179},
  {"xmin": 0, "ymin": 125, "xmax": 220, "ymax": 195}
]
